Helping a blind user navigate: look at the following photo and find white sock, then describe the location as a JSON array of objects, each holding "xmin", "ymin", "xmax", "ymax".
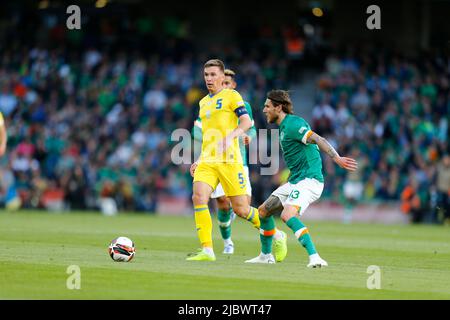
[
  {"xmin": 309, "ymin": 253, "xmax": 320, "ymax": 260},
  {"xmin": 203, "ymin": 247, "xmax": 215, "ymax": 256},
  {"xmin": 224, "ymin": 238, "xmax": 233, "ymax": 246},
  {"xmin": 273, "ymin": 229, "xmax": 284, "ymax": 240}
]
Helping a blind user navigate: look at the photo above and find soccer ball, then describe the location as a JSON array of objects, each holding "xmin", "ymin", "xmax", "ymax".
[{"xmin": 108, "ymin": 237, "xmax": 135, "ymax": 262}]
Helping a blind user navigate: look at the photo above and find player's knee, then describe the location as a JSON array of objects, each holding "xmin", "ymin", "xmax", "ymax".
[
  {"xmin": 258, "ymin": 204, "xmax": 268, "ymax": 218},
  {"xmin": 280, "ymin": 210, "xmax": 296, "ymax": 223},
  {"xmin": 192, "ymin": 193, "xmax": 208, "ymax": 206},
  {"xmin": 216, "ymin": 196, "xmax": 230, "ymax": 211},
  {"xmin": 232, "ymin": 204, "xmax": 249, "ymax": 218}
]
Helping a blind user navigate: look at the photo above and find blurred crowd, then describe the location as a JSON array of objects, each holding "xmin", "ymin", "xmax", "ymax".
[
  {"xmin": 0, "ymin": 45, "xmax": 288, "ymax": 214},
  {"xmin": 312, "ymin": 46, "xmax": 449, "ymax": 223},
  {"xmin": 0, "ymin": 42, "xmax": 448, "ymax": 223},
  {"xmin": 0, "ymin": 7, "xmax": 298, "ymax": 214},
  {"xmin": 0, "ymin": 8, "xmax": 448, "ymax": 223}
]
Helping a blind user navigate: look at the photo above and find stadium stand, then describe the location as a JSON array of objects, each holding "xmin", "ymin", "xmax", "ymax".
[
  {"xmin": 0, "ymin": 3, "xmax": 448, "ymax": 224},
  {"xmin": 0, "ymin": 12, "xmax": 289, "ymax": 214},
  {"xmin": 313, "ymin": 45, "xmax": 449, "ymax": 223}
]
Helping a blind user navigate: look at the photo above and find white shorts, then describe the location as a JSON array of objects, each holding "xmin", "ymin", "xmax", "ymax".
[
  {"xmin": 271, "ymin": 178, "xmax": 324, "ymax": 215},
  {"xmin": 211, "ymin": 166, "xmax": 252, "ymax": 198}
]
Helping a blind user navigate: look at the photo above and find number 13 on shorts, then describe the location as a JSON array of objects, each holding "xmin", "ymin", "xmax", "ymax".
[{"xmin": 289, "ymin": 190, "xmax": 300, "ymax": 199}]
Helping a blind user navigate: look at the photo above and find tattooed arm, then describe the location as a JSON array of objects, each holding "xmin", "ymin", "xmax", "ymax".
[
  {"xmin": 306, "ymin": 132, "xmax": 358, "ymax": 171},
  {"xmin": 258, "ymin": 195, "xmax": 284, "ymax": 218}
]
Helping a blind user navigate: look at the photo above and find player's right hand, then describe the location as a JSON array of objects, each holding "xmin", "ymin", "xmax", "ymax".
[
  {"xmin": 190, "ymin": 161, "xmax": 198, "ymax": 177},
  {"xmin": 334, "ymin": 156, "xmax": 358, "ymax": 171}
]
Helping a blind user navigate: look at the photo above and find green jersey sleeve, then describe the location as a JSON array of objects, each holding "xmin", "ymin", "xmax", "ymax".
[
  {"xmin": 292, "ymin": 117, "xmax": 313, "ymax": 145},
  {"xmin": 192, "ymin": 117, "xmax": 202, "ymax": 142}
]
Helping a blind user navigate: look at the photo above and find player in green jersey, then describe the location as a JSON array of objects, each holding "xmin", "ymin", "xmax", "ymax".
[
  {"xmin": 246, "ymin": 90, "xmax": 358, "ymax": 266},
  {"xmin": 192, "ymin": 70, "xmax": 288, "ymax": 259}
]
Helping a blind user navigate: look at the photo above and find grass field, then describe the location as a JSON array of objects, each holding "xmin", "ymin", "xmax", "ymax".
[{"xmin": 0, "ymin": 210, "xmax": 449, "ymax": 300}]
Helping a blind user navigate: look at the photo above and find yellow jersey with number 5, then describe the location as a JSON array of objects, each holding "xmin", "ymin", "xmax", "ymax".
[{"xmin": 198, "ymin": 88, "xmax": 245, "ymax": 164}]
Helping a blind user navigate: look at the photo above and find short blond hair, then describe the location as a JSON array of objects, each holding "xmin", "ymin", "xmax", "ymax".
[
  {"xmin": 224, "ymin": 69, "xmax": 235, "ymax": 77},
  {"xmin": 204, "ymin": 59, "xmax": 225, "ymax": 72}
]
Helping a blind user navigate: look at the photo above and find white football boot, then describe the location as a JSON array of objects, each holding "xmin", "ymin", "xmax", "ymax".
[
  {"xmin": 223, "ymin": 240, "xmax": 234, "ymax": 254},
  {"xmin": 307, "ymin": 253, "xmax": 328, "ymax": 268},
  {"xmin": 245, "ymin": 253, "xmax": 275, "ymax": 264}
]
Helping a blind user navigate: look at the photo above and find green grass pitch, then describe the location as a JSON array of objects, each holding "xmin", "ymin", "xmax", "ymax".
[{"xmin": 0, "ymin": 210, "xmax": 449, "ymax": 299}]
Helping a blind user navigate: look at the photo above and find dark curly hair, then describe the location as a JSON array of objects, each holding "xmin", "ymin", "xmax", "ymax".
[{"xmin": 267, "ymin": 90, "xmax": 293, "ymax": 114}]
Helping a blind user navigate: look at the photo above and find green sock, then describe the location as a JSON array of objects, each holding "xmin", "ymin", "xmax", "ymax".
[
  {"xmin": 260, "ymin": 216, "xmax": 275, "ymax": 254},
  {"xmin": 286, "ymin": 217, "xmax": 317, "ymax": 255},
  {"xmin": 218, "ymin": 208, "xmax": 232, "ymax": 240}
]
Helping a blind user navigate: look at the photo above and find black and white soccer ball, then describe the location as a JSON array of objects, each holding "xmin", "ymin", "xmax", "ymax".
[{"xmin": 108, "ymin": 237, "xmax": 135, "ymax": 262}]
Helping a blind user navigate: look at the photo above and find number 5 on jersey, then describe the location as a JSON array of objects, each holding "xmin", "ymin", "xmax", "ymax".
[{"xmin": 216, "ymin": 98, "xmax": 223, "ymax": 109}]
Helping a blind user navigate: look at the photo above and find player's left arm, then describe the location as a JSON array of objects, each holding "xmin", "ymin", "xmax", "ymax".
[
  {"xmin": 227, "ymin": 113, "xmax": 252, "ymax": 141},
  {"xmin": 0, "ymin": 113, "xmax": 7, "ymax": 157},
  {"xmin": 242, "ymin": 102, "xmax": 256, "ymax": 145},
  {"xmin": 306, "ymin": 131, "xmax": 358, "ymax": 171}
]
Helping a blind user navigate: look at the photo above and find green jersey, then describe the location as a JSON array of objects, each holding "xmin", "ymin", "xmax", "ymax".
[
  {"xmin": 279, "ymin": 114, "xmax": 324, "ymax": 183},
  {"xmin": 193, "ymin": 101, "xmax": 256, "ymax": 166}
]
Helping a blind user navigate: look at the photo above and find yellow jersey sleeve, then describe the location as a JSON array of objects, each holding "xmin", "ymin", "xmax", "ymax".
[
  {"xmin": 227, "ymin": 90, "xmax": 245, "ymax": 112},
  {"xmin": 0, "ymin": 112, "xmax": 4, "ymax": 127}
]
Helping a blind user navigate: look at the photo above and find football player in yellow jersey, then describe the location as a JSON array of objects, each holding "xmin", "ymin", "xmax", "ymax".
[
  {"xmin": 0, "ymin": 112, "xmax": 7, "ymax": 157},
  {"xmin": 187, "ymin": 59, "xmax": 265, "ymax": 261},
  {"xmin": 192, "ymin": 69, "xmax": 288, "ymax": 261}
]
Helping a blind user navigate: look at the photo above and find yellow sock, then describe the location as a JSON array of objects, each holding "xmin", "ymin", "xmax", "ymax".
[
  {"xmin": 194, "ymin": 205, "xmax": 213, "ymax": 248},
  {"xmin": 245, "ymin": 207, "xmax": 261, "ymax": 229}
]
